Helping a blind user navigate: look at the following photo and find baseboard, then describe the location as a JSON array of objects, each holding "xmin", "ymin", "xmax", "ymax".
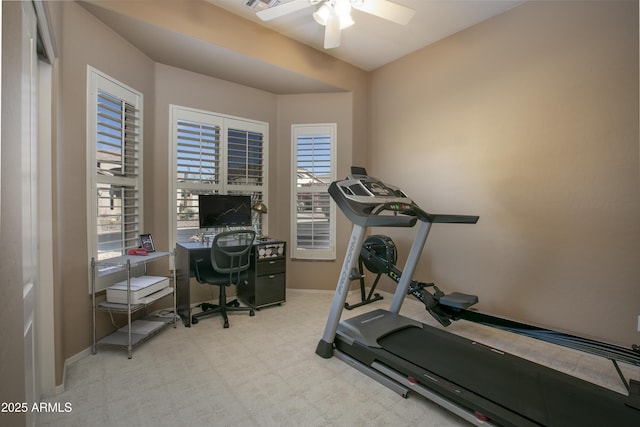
[
  {"xmin": 52, "ymin": 346, "xmax": 93, "ymax": 395},
  {"xmin": 287, "ymin": 287, "xmax": 424, "ymax": 310},
  {"xmin": 287, "ymin": 288, "xmax": 339, "ymax": 295}
]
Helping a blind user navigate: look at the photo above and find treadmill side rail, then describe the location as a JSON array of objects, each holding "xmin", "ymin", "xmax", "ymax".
[
  {"xmin": 334, "ymin": 350, "xmax": 409, "ymax": 398},
  {"xmin": 372, "ymin": 361, "xmax": 501, "ymax": 427}
]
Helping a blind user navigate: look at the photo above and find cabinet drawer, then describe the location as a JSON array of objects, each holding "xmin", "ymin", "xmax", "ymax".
[
  {"xmin": 256, "ymin": 258, "xmax": 285, "ymax": 275},
  {"xmin": 255, "ymin": 272, "xmax": 285, "ymax": 305}
]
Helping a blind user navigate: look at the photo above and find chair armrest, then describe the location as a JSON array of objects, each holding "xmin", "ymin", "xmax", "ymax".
[{"xmin": 194, "ymin": 258, "xmax": 205, "ymax": 283}]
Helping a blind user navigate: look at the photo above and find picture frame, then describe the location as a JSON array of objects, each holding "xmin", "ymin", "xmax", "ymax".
[{"xmin": 140, "ymin": 234, "xmax": 155, "ymax": 252}]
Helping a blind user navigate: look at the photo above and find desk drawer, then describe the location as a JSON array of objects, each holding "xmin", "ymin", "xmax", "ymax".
[
  {"xmin": 255, "ymin": 272, "xmax": 285, "ymax": 306},
  {"xmin": 256, "ymin": 258, "xmax": 285, "ymax": 276}
]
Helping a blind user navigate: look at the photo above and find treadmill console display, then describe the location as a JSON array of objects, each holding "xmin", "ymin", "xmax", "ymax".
[
  {"xmin": 328, "ymin": 170, "xmax": 420, "ymax": 228},
  {"xmin": 329, "ymin": 167, "xmax": 479, "ymax": 228},
  {"xmin": 338, "ymin": 174, "xmax": 412, "ymax": 204},
  {"xmin": 361, "ymin": 181, "xmax": 394, "ymax": 197},
  {"xmin": 385, "ymin": 202, "xmax": 414, "ymax": 212}
]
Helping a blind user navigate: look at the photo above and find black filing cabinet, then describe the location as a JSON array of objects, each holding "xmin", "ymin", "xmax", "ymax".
[{"xmin": 238, "ymin": 240, "xmax": 286, "ymax": 309}]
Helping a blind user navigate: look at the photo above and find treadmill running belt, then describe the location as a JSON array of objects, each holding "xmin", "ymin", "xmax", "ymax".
[{"xmin": 377, "ymin": 325, "xmax": 640, "ymax": 426}]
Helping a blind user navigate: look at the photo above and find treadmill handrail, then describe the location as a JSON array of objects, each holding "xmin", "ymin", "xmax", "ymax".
[{"xmin": 412, "ymin": 205, "xmax": 479, "ymax": 224}]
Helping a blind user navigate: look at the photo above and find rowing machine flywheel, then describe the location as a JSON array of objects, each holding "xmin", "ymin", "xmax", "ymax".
[{"xmin": 360, "ymin": 235, "xmax": 397, "ymax": 274}]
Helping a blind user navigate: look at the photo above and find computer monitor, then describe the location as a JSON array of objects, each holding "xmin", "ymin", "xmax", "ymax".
[{"xmin": 198, "ymin": 194, "xmax": 252, "ymax": 228}]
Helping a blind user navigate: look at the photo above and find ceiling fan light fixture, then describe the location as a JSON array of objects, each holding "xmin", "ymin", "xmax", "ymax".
[
  {"xmin": 338, "ymin": 13, "xmax": 354, "ymax": 29},
  {"xmin": 257, "ymin": 0, "xmax": 417, "ymax": 50},
  {"xmin": 313, "ymin": 1, "xmax": 332, "ymax": 26},
  {"xmin": 334, "ymin": 0, "xmax": 353, "ymax": 29},
  {"xmin": 334, "ymin": 0, "xmax": 351, "ymax": 16}
]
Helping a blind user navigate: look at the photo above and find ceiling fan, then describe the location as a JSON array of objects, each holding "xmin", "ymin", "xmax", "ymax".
[{"xmin": 256, "ymin": 0, "xmax": 416, "ymax": 49}]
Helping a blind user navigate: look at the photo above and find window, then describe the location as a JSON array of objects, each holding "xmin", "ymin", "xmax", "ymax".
[
  {"xmin": 87, "ymin": 67, "xmax": 143, "ymax": 263},
  {"xmin": 291, "ymin": 124, "xmax": 336, "ymax": 260},
  {"xmin": 170, "ymin": 105, "xmax": 268, "ymax": 248}
]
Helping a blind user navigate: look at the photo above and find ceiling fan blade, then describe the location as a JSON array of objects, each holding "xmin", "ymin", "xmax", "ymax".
[
  {"xmin": 352, "ymin": 0, "xmax": 416, "ymax": 26},
  {"xmin": 324, "ymin": 14, "xmax": 341, "ymax": 49},
  {"xmin": 256, "ymin": 0, "xmax": 312, "ymax": 21}
]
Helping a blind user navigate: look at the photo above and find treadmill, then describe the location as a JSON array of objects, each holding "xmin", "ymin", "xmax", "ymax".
[{"xmin": 315, "ymin": 167, "xmax": 640, "ymax": 426}]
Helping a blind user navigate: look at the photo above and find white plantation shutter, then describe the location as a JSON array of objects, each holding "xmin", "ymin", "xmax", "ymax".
[
  {"xmin": 88, "ymin": 68, "xmax": 143, "ymax": 262},
  {"xmin": 227, "ymin": 127, "xmax": 264, "ymax": 187},
  {"xmin": 176, "ymin": 121, "xmax": 221, "ymax": 186},
  {"xmin": 174, "ymin": 117, "xmax": 223, "ymax": 241},
  {"xmin": 291, "ymin": 124, "xmax": 336, "ymax": 260},
  {"xmin": 170, "ymin": 106, "xmax": 268, "ymax": 248}
]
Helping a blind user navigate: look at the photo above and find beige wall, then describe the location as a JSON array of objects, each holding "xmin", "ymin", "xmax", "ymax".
[
  {"xmin": 150, "ymin": 63, "xmax": 279, "ymax": 303},
  {"xmin": 369, "ymin": 1, "xmax": 639, "ymax": 345},
  {"xmin": 277, "ymin": 93, "xmax": 355, "ymax": 290},
  {"xmin": 83, "ymin": 0, "xmax": 365, "ymax": 94},
  {"xmin": 150, "ymin": 63, "xmax": 279, "ymax": 253},
  {"xmin": 57, "ymin": 1, "xmax": 156, "ymax": 366},
  {"xmin": 149, "ymin": 69, "xmax": 357, "ymax": 299},
  {"xmin": 34, "ymin": 0, "xmax": 640, "ymax": 390},
  {"xmin": 54, "ymin": 0, "xmax": 368, "ymax": 371}
]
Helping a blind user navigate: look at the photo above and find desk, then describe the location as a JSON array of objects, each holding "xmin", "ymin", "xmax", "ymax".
[{"xmin": 176, "ymin": 240, "xmax": 286, "ymax": 327}]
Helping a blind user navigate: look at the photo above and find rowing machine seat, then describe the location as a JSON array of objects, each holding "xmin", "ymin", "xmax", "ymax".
[{"xmin": 440, "ymin": 292, "xmax": 478, "ymax": 310}]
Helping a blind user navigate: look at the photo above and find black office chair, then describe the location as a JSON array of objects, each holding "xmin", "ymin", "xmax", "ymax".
[{"xmin": 191, "ymin": 230, "xmax": 256, "ymax": 328}]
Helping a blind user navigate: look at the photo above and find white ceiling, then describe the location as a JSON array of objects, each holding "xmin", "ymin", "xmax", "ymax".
[
  {"xmin": 81, "ymin": 0, "xmax": 524, "ymax": 94},
  {"xmin": 205, "ymin": 0, "xmax": 524, "ymax": 71}
]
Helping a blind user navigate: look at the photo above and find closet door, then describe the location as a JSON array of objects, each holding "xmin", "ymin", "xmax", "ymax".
[{"xmin": 20, "ymin": 2, "xmax": 40, "ymax": 425}]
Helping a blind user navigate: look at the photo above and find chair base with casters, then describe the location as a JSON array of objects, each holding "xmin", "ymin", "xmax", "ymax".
[
  {"xmin": 192, "ymin": 229, "xmax": 257, "ymax": 329},
  {"xmin": 191, "ymin": 284, "xmax": 255, "ymax": 328}
]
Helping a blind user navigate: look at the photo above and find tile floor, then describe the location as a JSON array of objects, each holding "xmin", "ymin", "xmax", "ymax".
[{"xmin": 38, "ymin": 289, "xmax": 639, "ymax": 427}]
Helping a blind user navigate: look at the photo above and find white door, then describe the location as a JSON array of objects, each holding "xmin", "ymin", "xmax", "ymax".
[{"xmin": 21, "ymin": 1, "xmax": 40, "ymax": 425}]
